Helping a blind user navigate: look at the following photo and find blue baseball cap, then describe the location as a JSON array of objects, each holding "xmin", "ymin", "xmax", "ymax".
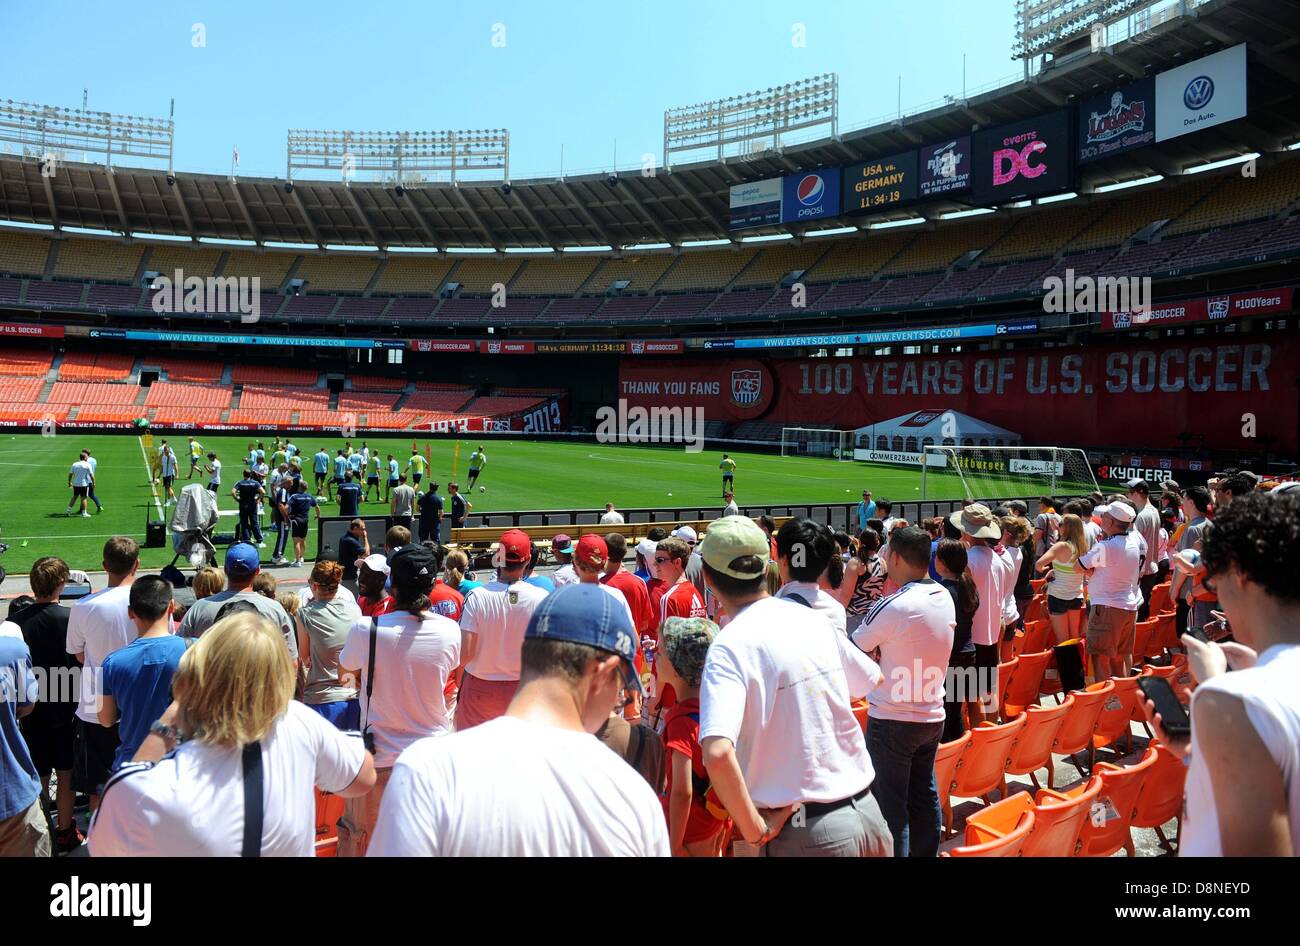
[
  {"xmin": 224, "ymin": 543, "xmax": 261, "ymax": 577},
  {"xmin": 525, "ymin": 584, "xmax": 643, "ymax": 695}
]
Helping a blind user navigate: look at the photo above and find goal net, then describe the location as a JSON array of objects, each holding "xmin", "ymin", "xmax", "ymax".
[
  {"xmin": 920, "ymin": 445, "xmax": 1099, "ymax": 502},
  {"xmin": 781, "ymin": 427, "xmax": 855, "ymax": 461}
]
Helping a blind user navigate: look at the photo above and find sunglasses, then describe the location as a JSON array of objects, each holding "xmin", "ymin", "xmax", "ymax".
[{"xmin": 654, "ymin": 556, "xmax": 674, "ymax": 564}]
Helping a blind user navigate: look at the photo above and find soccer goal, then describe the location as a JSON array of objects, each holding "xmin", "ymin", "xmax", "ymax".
[
  {"xmin": 920, "ymin": 445, "xmax": 1099, "ymax": 502},
  {"xmin": 781, "ymin": 427, "xmax": 855, "ymax": 461}
]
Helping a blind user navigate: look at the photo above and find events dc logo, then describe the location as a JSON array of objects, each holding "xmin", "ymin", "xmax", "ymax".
[
  {"xmin": 1184, "ymin": 75, "xmax": 1214, "ymax": 110},
  {"xmin": 796, "ymin": 173, "xmax": 825, "ymax": 206}
]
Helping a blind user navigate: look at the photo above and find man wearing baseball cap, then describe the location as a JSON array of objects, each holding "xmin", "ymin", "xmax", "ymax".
[
  {"xmin": 1078, "ymin": 500, "xmax": 1147, "ymax": 680},
  {"xmin": 456, "ymin": 529, "xmax": 550, "ymax": 730},
  {"xmin": 573, "ymin": 534, "xmax": 635, "ymax": 631},
  {"xmin": 1126, "ymin": 479, "xmax": 1163, "ymax": 620},
  {"xmin": 177, "ymin": 543, "xmax": 295, "ymax": 654},
  {"xmin": 551, "ymin": 534, "xmax": 578, "ymax": 588},
  {"xmin": 950, "ymin": 504, "xmax": 1014, "ymax": 720},
  {"xmin": 696, "ymin": 517, "xmax": 891, "ymax": 857},
  {"xmin": 369, "ymin": 584, "xmax": 670, "ymax": 856}
]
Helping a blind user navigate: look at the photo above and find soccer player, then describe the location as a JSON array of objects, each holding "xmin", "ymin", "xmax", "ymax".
[
  {"xmin": 467, "ymin": 445, "xmax": 487, "ymax": 490},
  {"xmin": 159, "ymin": 444, "xmax": 178, "ymax": 505},
  {"xmin": 348, "ymin": 448, "xmax": 365, "ymax": 485},
  {"xmin": 417, "ymin": 481, "xmax": 444, "ymax": 543},
  {"xmin": 386, "ymin": 454, "xmax": 400, "ymax": 503},
  {"xmin": 331, "ymin": 449, "xmax": 349, "ymax": 502},
  {"xmin": 270, "ymin": 441, "xmax": 288, "ymax": 470},
  {"xmin": 337, "ymin": 470, "xmax": 363, "ymax": 519},
  {"xmin": 365, "ymin": 451, "xmax": 382, "ymax": 502},
  {"xmin": 448, "ymin": 482, "xmax": 471, "ymax": 529},
  {"xmin": 204, "ymin": 452, "xmax": 222, "ymax": 495},
  {"xmin": 719, "ymin": 454, "xmax": 736, "ymax": 499},
  {"xmin": 231, "ymin": 470, "xmax": 266, "ymax": 547},
  {"xmin": 406, "ymin": 447, "xmax": 427, "ymax": 486},
  {"xmin": 66, "ymin": 452, "xmax": 94, "ymax": 517},
  {"xmin": 313, "ymin": 447, "xmax": 331, "ymax": 498},
  {"xmin": 287, "ymin": 480, "xmax": 321, "ymax": 567},
  {"xmin": 84, "ymin": 449, "xmax": 104, "ymax": 514},
  {"xmin": 186, "ymin": 437, "xmax": 204, "ymax": 479}
]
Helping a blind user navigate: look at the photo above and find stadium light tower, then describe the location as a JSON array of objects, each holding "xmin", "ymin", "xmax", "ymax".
[
  {"xmin": 1013, "ymin": 0, "xmax": 1153, "ymax": 67},
  {"xmin": 0, "ymin": 97, "xmax": 175, "ymax": 171},
  {"xmin": 285, "ymin": 127, "xmax": 510, "ymax": 186},
  {"xmin": 662, "ymin": 73, "xmax": 837, "ymax": 168}
]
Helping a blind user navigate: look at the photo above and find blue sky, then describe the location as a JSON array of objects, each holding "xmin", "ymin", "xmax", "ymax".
[{"xmin": 0, "ymin": 1, "xmax": 1018, "ymax": 181}]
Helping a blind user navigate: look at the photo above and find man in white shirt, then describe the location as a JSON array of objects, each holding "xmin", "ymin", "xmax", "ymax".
[
  {"xmin": 722, "ymin": 491, "xmax": 739, "ymax": 517},
  {"xmin": 950, "ymin": 504, "xmax": 1013, "ymax": 721},
  {"xmin": 1126, "ymin": 479, "xmax": 1163, "ymax": 620},
  {"xmin": 877, "ymin": 499, "xmax": 902, "ymax": 536},
  {"xmin": 599, "ymin": 503, "xmax": 625, "ymax": 525},
  {"xmin": 774, "ymin": 517, "xmax": 847, "ymax": 635},
  {"xmin": 550, "ymin": 534, "xmax": 578, "ymax": 587},
  {"xmin": 65, "ymin": 536, "xmax": 139, "ymax": 808},
  {"xmin": 369, "ymin": 583, "xmax": 669, "ymax": 856},
  {"xmin": 697, "ymin": 516, "xmax": 892, "ymax": 857},
  {"xmin": 457, "ymin": 529, "xmax": 550, "ymax": 730},
  {"xmin": 851, "ymin": 526, "xmax": 955, "ymax": 858},
  {"xmin": 1079, "ymin": 500, "xmax": 1147, "ymax": 680},
  {"xmin": 65, "ymin": 452, "xmax": 95, "ymax": 518}
]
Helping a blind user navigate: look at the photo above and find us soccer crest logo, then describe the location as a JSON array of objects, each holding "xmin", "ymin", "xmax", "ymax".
[
  {"xmin": 730, "ymin": 369, "xmax": 763, "ymax": 407},
  {"xmin": 1207, "ymin": 297, "xmax": 1230, "ymax": 320}
]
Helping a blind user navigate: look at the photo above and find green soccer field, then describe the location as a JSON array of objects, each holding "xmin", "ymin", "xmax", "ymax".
[{"xmin": 0, "ymin": 431, "xmax": 1071, "ymax": 575}]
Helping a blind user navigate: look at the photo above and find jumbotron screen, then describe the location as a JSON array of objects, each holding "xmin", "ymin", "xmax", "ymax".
[
  {"xmin": 971, "ymin": 109, "xmax": 1073, "ymax": 204},
  {"xmin": 842, "ymin": 151, "xmax": 919, "ymax": 213}
]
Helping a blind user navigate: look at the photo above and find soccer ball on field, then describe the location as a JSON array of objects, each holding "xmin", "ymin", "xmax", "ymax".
[{"xmin": 479, "ymin": 486, "xmax": 486, "ymax": 493}]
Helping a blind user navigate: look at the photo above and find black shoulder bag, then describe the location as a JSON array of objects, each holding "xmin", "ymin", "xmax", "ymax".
[
  {"xmin": 241, "ymin": 743, "xmax": 264, "ymax": 858},
  {"xmin": 362, "ymin": 616, "xmax": 378, "ymax": 753}
]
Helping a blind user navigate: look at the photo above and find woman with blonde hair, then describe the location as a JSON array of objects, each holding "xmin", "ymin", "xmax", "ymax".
[
  {"xmin": 86, "ymin": 612, "xmax": 375, "ymax": 856},
  {"xmin": 191, "ymin": 566, "xmax": 225, "ymax": 599},
  {"xmin": 1036, "ymin": 512, "xmax": 1091, "ymax": 644},
  {"xmin": 297, "ymin": 560, "xmax": 362, "ymax": 730},
  {"xmin": 443, "ymin": 548, "xmax": 483, "ymax": 597}
]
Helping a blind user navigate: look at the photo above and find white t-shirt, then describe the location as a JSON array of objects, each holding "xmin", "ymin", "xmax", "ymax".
[
  {"xmin": 851, "ymin": 579, "xmax": 955, "ymax": 725},
  {"xmin": 1000, "ymin": 545, "xmax": 1022, "ymax": 625},
  {"xmin": 552, "ymin": 564, "xmax": 578, "ymax": 588},
  {"xmin": 458, "ymin": 579, "xmax": 549, "ymax": 682},
  {"xmin": 88, "ymin": 701, "xmax": 365, "ymax": 857},
  {"xmin": 208, "ymin": 458, "xmax": 222, "ymax": 485},
  {"xmin": 1079, "ymin": 529, "xmax": 1146, "ymax": 611},
  {"xmin": 69, "ymin": 460, "xmax": 94, "ymax": 488},
  {"xmin": 1084, "ymin": 520, "xmax": 1105, "ymax": 546},
  {"xmin": 775, "ymin": 580, "xmax": 847, "ymax": 636},
  {"xmin": 599, "ymin": 510, "xmax": 625, "ymax": 525},
  {"xmin": 297, "ymin": 583, "xmax": 359, "ymax": 610},
  {"xmin": 0, "ymin": 620, "xmax": 22, "ymax": 641},
  {"xmin": 368, "ymin": 716, "xmax": 669, "ymax": 857},
  {"xmin": 66, "ymin": 583, "xmax": 136, "ymax": 724},
  {"xmin": 699, "ymin": 595, "xmax": 882, "ymax": 809},
  {"xmin": 1182, "ymin": 644, "xmax": 1300, "ymax": 856},
  {"xmin": 338, "ymin": 610, "xmax": 461, "ymax": 769},
  {"xmin": 965, "ymin": 544, "xmax": 1013, "ymax": 647}
]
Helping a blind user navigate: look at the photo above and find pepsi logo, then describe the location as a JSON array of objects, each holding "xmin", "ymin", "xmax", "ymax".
[
  {"xmin": 1184, "ymin": 75, "xmax": 1214, "ymax": 110},
  {"xmin": 796, "ymin": 173, "xmax": 825, "ymax": 206}
]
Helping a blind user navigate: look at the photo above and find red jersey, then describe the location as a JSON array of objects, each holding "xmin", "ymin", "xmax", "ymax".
[
  {"xmin": 603, "ymin": 569, "xmax": 655, "ymax": 636},
  {"xmin": 358, "ymin": 594, "xmax": 395, "ymax": 618},
  {"xmin": 660, "ymin": 579, "xmax": 707, "ymax": 627},
  {"xmin": 661, "ymin": 697, "xmax": 727, "ymax": 845},
  {"xmin": 428, "ymin": 579, "xmax": 465, "ymax": 623}
]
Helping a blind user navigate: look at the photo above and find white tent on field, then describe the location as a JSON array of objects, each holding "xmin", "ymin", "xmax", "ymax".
[{"xmin": 853, "ymin": 409, "xmax": 1022, "ymax": 453}]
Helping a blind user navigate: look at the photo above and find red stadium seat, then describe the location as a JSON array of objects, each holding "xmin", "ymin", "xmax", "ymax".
[{"xmin": 1004, "ymin": 695, "xmax": 1074, "ymax": 792}]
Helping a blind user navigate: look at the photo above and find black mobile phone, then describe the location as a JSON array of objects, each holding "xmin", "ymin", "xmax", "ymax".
[
  {"xmin": 1137, "ymin": 676, "xmax": 1191, "ymax": 739},
  {"xmin": 1185, "ymin": 623, "xmax": 1210, "ymax": 644}
]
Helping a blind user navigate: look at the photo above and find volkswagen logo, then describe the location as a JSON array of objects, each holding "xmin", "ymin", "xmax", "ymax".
[{"xmin": 1184, "ymin": 75, "xmax": 1214, "ymax": 110}]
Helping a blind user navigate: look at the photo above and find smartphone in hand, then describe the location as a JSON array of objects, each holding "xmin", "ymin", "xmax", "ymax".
[{"xmin": 1138, "ymin": 676, "xmax": 1191, "ymax": 739}]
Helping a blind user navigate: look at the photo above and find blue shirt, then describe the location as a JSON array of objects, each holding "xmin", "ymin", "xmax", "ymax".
[
  {"xmin": 160, "ymin": 452, "xmax": 177, "ymax": 477},
  {"xmin": 333, "ymin": 456, "xmax": 348, "ymax": 478},
  {"xmin": 314, "ymin": 451, "xmax": 330, "ymax": 474},
  {"xmin": 337, "ymin": 482, "xmax": 362, "ymax": 517},
  {"xmin": 288, "ymin": 492, "xmax": 318, "ymax": 520},
  {"xmin": 101, "ymin": 635, "xmax": 189, "ymax": 772},
  {"xmin": 454, "ymin": 578, "xmax": 484, "ymax": 598},
  {"xmin": 349, "ymin": 454, "xmax": 364, "ymax": 473},
  {"xmin": 0, "ymin": 636, "xmax": 40, "ymax": 820},
  {"xmin": 525, "ymin": 575, "xmax": 555, "ymax": 594},
  {"xmin": 234, "ymin": 478, "xmax": 263, "ymax": 509},
  {"xmin": 857, "ymin": 500, "xmax": 877, "ymax": 532},
  {"xmin": 929, "ymin": 538, "xmax": 941, "ymax": 582}
]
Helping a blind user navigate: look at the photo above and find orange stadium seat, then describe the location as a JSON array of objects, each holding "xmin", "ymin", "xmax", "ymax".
[
  {"xmin": 934, "ymin": 732, "xmax": 971, "ymax": 837},
  {"xmin": 1091, "ymin": 675, "xmax": 1143, "ymax": 759},
  {"xmin": 1043, "ymin": 747, "xmax": 1158, "ymax": 858},
  {"xmin": 1130, "ymin": 742, "xmax": 1187, "ymax": 853},
  {"xmin": 1021, "ymin": 619, "xmax": 1052, "ymax": 654},
  {"xmin": 1148, "ymin": 582, "xmax": 1173, "ymax": 617},
  {"xmin": 0, "ymin": 348, "xmax": 53, "ymax": 376},
  {"xmin": 231, "ymin": 365, "xmax": 319, "ymax": 386},
  {"xmin": 349, "ymin": 375, "xmax": 406, "ymax": 392},
  {"xmin": 944, "ymin": 807, "xmax": 1034, "ymax": 858},
  {"xmin": 1051, "ymin": 680, "xmax": 1115, "ymax": 776},
  {"xmin": 58, "ymin": 352, "xmax": 135, "ymax": 381},
  {"xmin": 1004, "ymin": 695, "xmax": 1073, "ymax": 792},
  {"xmin": 1001, "ymin": 650, "xmax": 1051, "ymax": 721},
  {"xmin": 947, "ymin": 716, "xmax": 1026, "ymax": 832},
  {"xmin": 1131, "ymin": 618, "xmax": 1159, "ymax": 663},
  {"xmin": 966, "ymin": 779, "xmax": 1100, "ymax": 857}
]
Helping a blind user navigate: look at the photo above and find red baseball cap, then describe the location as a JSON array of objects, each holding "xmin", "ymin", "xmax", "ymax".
[
  {"xmin": 499, "ymin": 529, "xmax": 532, "ymax": 564},
  {"xmin": 575, "ymin": 533, "xmax": 608, "ymax": 567}
]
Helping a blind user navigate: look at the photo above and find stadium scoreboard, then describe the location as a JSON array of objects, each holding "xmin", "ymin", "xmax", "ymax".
[{"xmin": 842, "ymin": 151, "xmax": 918, "ymax": 213}]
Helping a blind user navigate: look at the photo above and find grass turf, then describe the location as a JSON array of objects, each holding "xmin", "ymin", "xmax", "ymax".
[{"xmin": 0, "ymin": 432, "xmax": 1069, "ymax": 574}]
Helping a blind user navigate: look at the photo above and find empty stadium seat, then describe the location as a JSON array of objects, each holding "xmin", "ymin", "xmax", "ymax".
[
  {"xmin": 935, "ymin": 732, "xmax": 972, "ymax": 838},
  {"xmin": 52, "ymin": 239, "xmax": 142, "ymax": 283},
  {"xmin": 1091, "ymin": 675, "xmax": 1143, "ymax": 761},
  {"xmin": 655, "ymin": 250, "xmax": 756, "ymax": 292},
  {"xmin": 1148, "ymin": 582, "xmax": 1173, "ymax": 617},
  {"xmin": 1042, "ymin": 747, "xmax": 1158, "ymax": 857},
  {"xmin": 947, "ymin": 716, "xmax": 1027, "ymax": 833},
  {"xmin": 1130, "ymin": 742, "xmax": 1187, "ymax": 853},
  {"xmin": 967, "ymin": 780, "xmax": 1100, "ymax": 857},
  {"xmin": 1001, "ymin": 650, "xmax": 1051, "ymax": 721},
  {"xmin": 944, "ymin": 807, "xmax": 1033, "ymax": 858},
  {"xmin": 1004, "ymin": 695, "xmax": 1074, "ymax": 792},
  {"xmin": 0, "ymin": 231, "xmax": 52, "ymax": 277},
  {"xmin": 1132, "ymin": 618, "xmax": 1160, "ymax": 663},
  {"xmin": 1051, "ymin": 680, "xmax": 1115, "ymax": 775}
]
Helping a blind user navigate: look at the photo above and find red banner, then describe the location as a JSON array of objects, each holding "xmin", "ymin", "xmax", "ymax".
[
  {"xmin": 619, "ymin": 338, "xmax": 1300, "ymax": 452},
  {"xmin": 0, "ymin": 322, "xmax": 64, "ymax": 338},
  {"xmin": 478, "ymin": 340, "xmax": 536, "ymax": 355},
  {"xmin": 1103, "ymin": 288, "xmax": 1293, "ymax": 330}
]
